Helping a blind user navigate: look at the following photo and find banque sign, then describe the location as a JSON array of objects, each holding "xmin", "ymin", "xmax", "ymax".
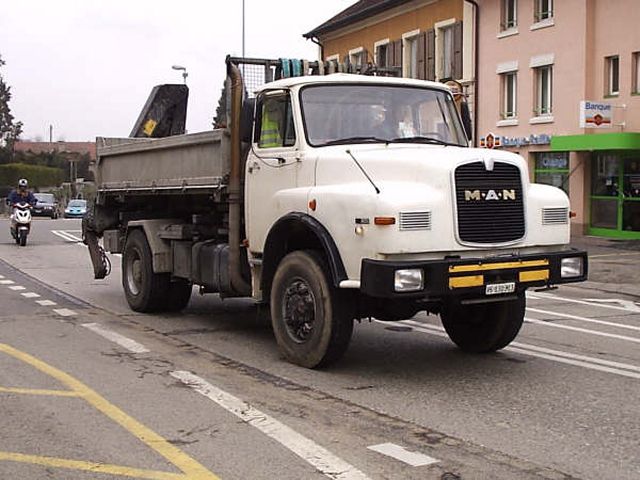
[{"xmin": 580, "ymin": 101, "xmax": 612, "ymax": 128}]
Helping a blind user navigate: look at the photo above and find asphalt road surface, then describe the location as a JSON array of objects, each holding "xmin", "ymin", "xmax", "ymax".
[{"xmin": 0, "ymin": 217, "xmax": 638, "ymax": 480}]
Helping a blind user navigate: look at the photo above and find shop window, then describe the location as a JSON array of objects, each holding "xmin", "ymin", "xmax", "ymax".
[
  {"xmin": 501, "ymin": 0, "xmax": 517, "ymax": 31},
  {"xmin": 501, "ymin": 71, "xmax": 517, "ymax": 119},
  {"xmin": 632, "ymin": 52, "xmax": 640, "ymax": 94},
  {"xmin": 606, "ymin": 55, "xmax": 620, "ymax": 96},
  {"xmin": 535, "ymin": 152, "xmax": 568, "ymax": 194},
  {"xmin": 534, "ymin": 65, "xmax": 553, "ymax": 116},
  {"xmin": 534, "ymin": 0, "xmax": 553, "ymax": 23}
]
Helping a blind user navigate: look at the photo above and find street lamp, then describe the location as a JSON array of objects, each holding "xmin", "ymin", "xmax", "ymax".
[{"xmin": 171, "ymin": 65, "xmax": 188, "ymax": 84}]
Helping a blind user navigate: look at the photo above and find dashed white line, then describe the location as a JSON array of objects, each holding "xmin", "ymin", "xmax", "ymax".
[
  {"xmin": 51, "ymin": 230, "xmax": 82, "ymax": 243},
  {"xmin": 21, "ymin": 292, "xmax": 41, "ymax": 298},
  {"xmin": 529, "ymin": 291, "xmax": 638, "ymax": 313},
  {"xmin": 171, "ymin": 370, "xmax": 371, "ymax": 480},
  {"xmin": 525, "ymin": 317, "xmax": 640, "ymax": 344},
  {"xmin": 392, "ymin": 320, "xmax": 640, "ymax": 380},
  {"xmin": 82, "ymin": 323, "xmax": 150, "ymax": 354},
  {"xmin": 8, "ymin": 285, "xmax": 26, "ymax": 291},
  {"xmin": 0, "ymin": 275, "xmax": 4, "ymax": 279},
  {"xmin": 52, "ymin": 308, "xmax": 77, "ymax": 317},
  {"xmin": 36, "ymin": 300, "xmax": 57, "ymax": 306},
  {"xmin": 367, "ymin": 443, "xmax": 439, "ymax": 467},
  {"xmin": 0, "ymin": 279, "xmax": 15, "ymax": 285},
  {"xmin": 527, "ymin": 307, "xmax": 640, "ymax": 332}
]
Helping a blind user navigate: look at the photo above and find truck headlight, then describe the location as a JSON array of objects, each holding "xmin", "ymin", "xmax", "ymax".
[
  {"xmin": 561, "ymin": 257, "xmax": 583, "ymax": 278},
  {"xmin": 394, "ymin": 269, "xmax": 424, "ymax": 292}
]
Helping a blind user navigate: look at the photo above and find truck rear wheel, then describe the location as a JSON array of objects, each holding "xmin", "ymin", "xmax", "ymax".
[
  {"xmin": 270, "ymin": 250, "xmax": 354, "ymax": 368},
  {"xmin": 440, "ymin": 294, "xmax": 525, "ymax": 353},
  {"xmin": 122, "ymin": 229, "xmax": 169, "ymax": 312}
]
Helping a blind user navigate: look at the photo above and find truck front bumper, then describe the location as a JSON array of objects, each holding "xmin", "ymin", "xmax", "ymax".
[{"xmin": 360, "ymin": 249, "xmax": 588, "ymax": 299}]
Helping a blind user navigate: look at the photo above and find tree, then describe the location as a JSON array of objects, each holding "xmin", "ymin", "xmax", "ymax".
[{"xmin": 0, "ymin": 54, "xmax": 23, "ymax": 150}]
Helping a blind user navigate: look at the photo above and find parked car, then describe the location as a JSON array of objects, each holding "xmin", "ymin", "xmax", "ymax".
[
  {"xmin": 33, "ymin": 193, "xmax": 59, "ymax": 219},
  {"xmin": 64, "ymin": 199, "xmax": 87, "ymax": 218}
]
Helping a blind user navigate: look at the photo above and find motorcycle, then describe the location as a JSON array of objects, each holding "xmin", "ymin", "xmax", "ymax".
[{"xmin": 10, "ymin": 202, "xmax": 33, "ymax": 247}]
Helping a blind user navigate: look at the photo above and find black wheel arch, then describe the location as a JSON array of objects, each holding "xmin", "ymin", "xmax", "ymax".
[{"xmin": 261, "ymin": 213, "xmax": 347, "ymax": 300}]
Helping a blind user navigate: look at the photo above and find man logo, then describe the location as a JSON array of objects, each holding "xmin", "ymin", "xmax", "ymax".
[{"xmin": 464, "ymin": 189, "xmax": 517, "ymax": 201}]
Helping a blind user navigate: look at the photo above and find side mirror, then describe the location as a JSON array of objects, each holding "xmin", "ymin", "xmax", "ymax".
[{"xmin": 240, "ymin": 98, "xmax": 255, "ymax": 144}]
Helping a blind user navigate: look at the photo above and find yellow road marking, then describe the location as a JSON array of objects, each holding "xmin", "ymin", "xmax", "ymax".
[
  {"xmin": 0, "ymin": 344, "xmax": 220, "ymax": 480},
  {"xmin": 0, "ymin": 452, "xmax": 187, "ymax": 480},
  {"xmin": 449, "ymin": 259, "xmax": 549, "ymax": 273},
  {"xmin": 0, "ymin": 386, "xmax": 80, "ymax": 397}
]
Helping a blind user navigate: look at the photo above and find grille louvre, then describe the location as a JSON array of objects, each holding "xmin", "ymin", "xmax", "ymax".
[
  {"xmin": 400, "ymin": 211, "xmax": 432, "ymax": 230},
  {"xmin": 542, "ymin": 207, "xmax": 569, "ymax": 225},
  {"xmin": 455, "ymin": 161, "xmax": 525, "ymax": 243}
]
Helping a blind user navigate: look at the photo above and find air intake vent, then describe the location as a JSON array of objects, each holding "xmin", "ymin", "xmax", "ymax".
[
  {"xmin": 400, "ymin": 211, "xmax": 432, "ymax": 230},
  {"xmin": 455, "ymin": 161, "xmax": 525, "ymax": 243},
  {"xmin": 542, "ymin": 207, "xmax": 569, "ymax": 225}
]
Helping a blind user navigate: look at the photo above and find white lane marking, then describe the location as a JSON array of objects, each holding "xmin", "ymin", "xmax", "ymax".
[
  {"xmin": 171, "ymin": 371, "xmax": 371, "ymax": 480},
  {"xmin": 82, "ymin": 323, "xmax": 150, "ymax": 354},
  {"xmin": 21, "ymin": 292, "xmax": 41, "ymax": 298},
  {"xmin": 0, "ymin": 275, "xmax": 4, "ymax": 279},
  {"xmin": 527, "ymin": 307, "xmax": 640, "ymax": 332},
  {"xmin": 0, "ymin": 280, "xmax": 15, "ymax": 285},
  {"xmin": 528, "ymin": 292, "xmax": 638, "ymax": 313},
  {"xmin": 525, "ymin": 317, "xmax": 640, "ymax": 344},
  {"xmin": 583, "ymin": 298, "xmax": 640, "ymax": 313},
  {"xmin": 396, "ymin": 320, "xmax": 640, "ymax": 379},
  {"xmin": 51, "ymin": 230, "xmax": 82, "ymax": 243},
  {"xmin": 36, "ymin": 300, "xmax": 57, "ymax": 306},
  {"xmin": 52, "ymin": 308, "xmax": 77, "ymax": 317},
  {"xmin": 367, "ymin": 443, "xmax": 438, "ymax": 467},
  {"xmin": 8, "ymin": 286, "xmax": 26, "ymax": 291},
  {"xmin": 62, "ymin": 230, "xmax": 83, "ymax": 242}
]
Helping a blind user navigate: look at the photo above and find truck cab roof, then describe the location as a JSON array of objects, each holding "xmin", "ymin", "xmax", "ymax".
[{"xmin": 254, "ymin": 73, "xmax": 452, "ymax": 95}]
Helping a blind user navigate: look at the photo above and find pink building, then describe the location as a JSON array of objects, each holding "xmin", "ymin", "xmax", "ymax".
[{"xmin": 477, "ymin": 0, "xmax": 640, "ymax": 239}]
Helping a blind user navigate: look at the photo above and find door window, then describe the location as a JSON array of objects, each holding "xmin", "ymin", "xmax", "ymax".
[{"xmin": 256, "ymin": 94, "xmax": 296, "ymax": 149}]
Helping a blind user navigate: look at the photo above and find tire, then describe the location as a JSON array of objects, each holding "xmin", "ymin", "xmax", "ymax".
[
  {"xmin": 440, "ymin": 294, "xmax": 526, "ymax": 353},
  {"xmin": 270, "ymin": 250, "xmax": 354, "ymax": 368},
  {"xmin": 122, "ymin": 229, "xmax": 170, "ymax": 312},
  {"xmin": 164, "ymin": 279, "xmax": 192, "ymax": 312},
  {"xmin": 19, "ymin": 231, "xmax": 27, "ymax": 247}
]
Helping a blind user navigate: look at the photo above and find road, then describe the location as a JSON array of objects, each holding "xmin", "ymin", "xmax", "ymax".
[{"xmin": 0, "ymin": 217, "xmax": 638, "ymax": 480}]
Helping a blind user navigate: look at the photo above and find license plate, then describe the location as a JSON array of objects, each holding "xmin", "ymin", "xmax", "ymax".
[{"xmin": 485, "ymin": 282, "xmax": 516, "ymax": 295}]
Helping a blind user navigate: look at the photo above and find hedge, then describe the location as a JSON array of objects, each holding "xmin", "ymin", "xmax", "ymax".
[{"xmin": 0, "ymin": 163, "xmax": 65, "ymax": 190}]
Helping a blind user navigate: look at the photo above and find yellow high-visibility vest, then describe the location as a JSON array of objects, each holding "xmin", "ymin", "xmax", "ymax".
[{"xmin": 259, "ymin": 109, "xmax": 282, "ymax": 148}]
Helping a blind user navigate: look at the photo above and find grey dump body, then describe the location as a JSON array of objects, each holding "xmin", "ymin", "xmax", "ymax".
[{"xmin": 96, "ymin": 130, "xmax": 230, "ymax": 195}]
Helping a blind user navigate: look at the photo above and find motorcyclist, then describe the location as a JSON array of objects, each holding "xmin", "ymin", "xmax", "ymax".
[{"xmin": 8, "ymin": 178, "xmax": 37, "ymax": 206}]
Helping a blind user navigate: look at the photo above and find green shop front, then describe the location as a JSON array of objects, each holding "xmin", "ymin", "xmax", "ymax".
[{"xmin": 551, "ymin": 133, "xmax": 640, "ymax": 239}]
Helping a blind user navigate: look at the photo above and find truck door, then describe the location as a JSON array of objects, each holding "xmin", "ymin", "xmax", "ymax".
[{"xmin": 245, "ymin": 91, "xmax": 305, "ymax": 252}]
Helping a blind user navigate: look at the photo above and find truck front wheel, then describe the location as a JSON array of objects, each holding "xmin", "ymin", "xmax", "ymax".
[
  {"xmin": 440, "ymin": 294, "xmax": 525, "ymax": 353},
  {"xmin": 122, "ymin": 230, "xmax": 169, "ymax": 312},
  {"xmin": 270, "ymin": 250, "xmax": 354, "ymax": 368}
]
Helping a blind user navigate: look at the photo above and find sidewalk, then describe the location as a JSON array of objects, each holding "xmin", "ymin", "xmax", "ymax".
[{"xmin": 570, "ymin": 234, "xmax": 640, "ymax": 299}]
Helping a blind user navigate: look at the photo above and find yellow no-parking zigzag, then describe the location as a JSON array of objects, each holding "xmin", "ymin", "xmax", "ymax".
[{"xmin": 0, "ymin": 343, "xmax": 220, "ymax": 480}]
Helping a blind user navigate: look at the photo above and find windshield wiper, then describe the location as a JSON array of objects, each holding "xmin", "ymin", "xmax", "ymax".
[
  {"xmin": 322, "ymin": 136, "xmax": 390, "ymax": 146},
  {"xmin": 389, "ymin": 136, "xmax": 459, "ymax": 147}
]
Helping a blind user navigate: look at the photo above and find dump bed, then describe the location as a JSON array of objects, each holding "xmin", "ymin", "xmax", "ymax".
[{"xmin": 95, "ymin": 130, "xmax": 230, "ymax": 195}]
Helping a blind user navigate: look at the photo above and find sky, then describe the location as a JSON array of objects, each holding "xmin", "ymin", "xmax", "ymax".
[{"xmin": 0, "ymin": 0, "xmax": 353, "ymax": 142}]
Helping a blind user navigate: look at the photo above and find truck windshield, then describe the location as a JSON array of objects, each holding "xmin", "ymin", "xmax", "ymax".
[{"xmin": 300, "ymin": 84, "xmax": 468, "ymax": 148}]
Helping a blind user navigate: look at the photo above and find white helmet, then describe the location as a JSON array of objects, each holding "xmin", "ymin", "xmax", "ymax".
[{"xmin": 18, "ymin": 178, "xmax": 28, "ymax": 188}]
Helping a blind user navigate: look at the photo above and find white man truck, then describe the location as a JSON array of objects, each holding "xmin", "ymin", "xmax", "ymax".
[{"xmin": 83, "ymin": 56, "xmax": 588, "ymax": 368}]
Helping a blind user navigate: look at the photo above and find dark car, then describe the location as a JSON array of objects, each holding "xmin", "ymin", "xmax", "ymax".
[
  {"xmin": 33, "ymin": 193, "xmax": 59, "ymax": 219},
  {"xmin": 64, "ymin": 199, "xmax": 88, "ymax": 218}
]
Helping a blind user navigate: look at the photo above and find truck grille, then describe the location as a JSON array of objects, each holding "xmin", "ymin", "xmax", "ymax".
[{"xmin": 454, "ymin": 161, "xmax": 525, "ymax": 244}]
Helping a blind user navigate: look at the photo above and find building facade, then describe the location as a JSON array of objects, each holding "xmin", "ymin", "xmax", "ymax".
[
  {"xmin": 477, "ymin": 0, "xmax": 640, "ymax": 238},
  {"xmin": 305, "ymin": 0, "xmax": 478, "ymax": 138}
]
